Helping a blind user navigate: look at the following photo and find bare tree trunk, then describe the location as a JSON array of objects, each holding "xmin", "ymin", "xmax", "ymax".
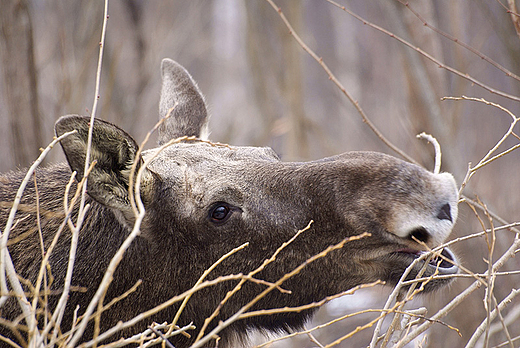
[
  {"xmin": 279, "ymin": 1, "xmax": 308, "ymax": 160},
  {"xmin": 244, "ymin": 1, "xmax": 278, "ymax": 146},
  {"xmin": 244, "ymin": 0, "xmax": 308, "ymax": 160},
  {"xmin": 124, "ymin": 0, "xmax": 150, "ymax": 134},
  {"xmin": 0, "ymin": 0, "xmax": 43, "ymax": 167},
  {"xmin": 379, "ymin": 0, "xmax": 462, "ymax": 178}
]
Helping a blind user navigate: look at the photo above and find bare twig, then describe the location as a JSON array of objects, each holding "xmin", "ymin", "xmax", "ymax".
[
  {"xmin": 326, "ymin": 0, "xmax": 520, "ymax": 103},
  {"xmin": 194, "ymin": 220, "xmax": 314, "ymax": 342},
  {"xmin": 487, "ymin": 305, "xmax": 520, "ymax": 346},
  {"xmin": 78, "ymin": 275, "xmax": 244, "ymax": 347},
  {"xmin": 0, "ymin": 129, "xmax": 76, "ymax": 347},
  {"xmin": 80, "ymin": 0, "xmax": 109, "ymax": 216},
  {"xmin": 265, "ymin": 0, "xmax": 417, "ymax": 164},
  {"xmin": 148, "ymin": 326, "xmax": 175, "ymax": 348},
  {"xmin": 488, "ymin": 295, "xmax": 515, "ymax": 348},
  {"xmin": 65, "ymin": 3, "xmax": 110, "ymax": 342},
  {"xmin": 128, "ymin": 104, "xmax": 177, "ymax": 217},
  {"xmin": 417, "ymin": 132, "xmax": 442, "ymax": 174},
  {"xmin": 465, "ymin": 288, "xmax": 520, "ymax": 348},
  {"xmin": 172, "ymin": 241, "xmax": 250, "ymax": 330},
  {"xmin": 97, "ymin": 322, "xmax": 195, "ymax": 348},
  {"xmin": 394, "ymin": 231, "xmax": 520, "ymax": 347},
  {"xmin": 307, "ymin": 332, "xmax": 325, "ymax": 348},
  {"xmin": 479, "ymin": 199, "xmax": 498, "ymax": 348},
  {"xmin": 241, "ymin": 281, "xmax": 383, "ymax": 320},
  {"xmin": 399, "ymin": 0, "xmax": 520, "ymax": 81},
  {"xmin": 191, "ymin": 233, "xmax": 371, "ymax": 348},
  {"xmin": 496, "ymin": 0, "xmax": 520, "ymax": 17},
  {"xmin": 442, "ymin": 96, "xmax": 520, "ymax": 194},
  {"xmin": 369, "ymin": 243, "xmax": 449, "ymax": 347},
  {"xmin": 44, "ymin": 171, "xmax": 88, "ymax": 345},
  {"xmin": 254, "ymin": 307, "xmax": 391, "ymax": 348},
  {"xmin": 506, "ymin": 0, "xmax": 520, "ymax": 38}
]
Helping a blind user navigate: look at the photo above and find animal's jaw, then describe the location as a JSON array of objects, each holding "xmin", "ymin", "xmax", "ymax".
[
  {"xmin": 393, "ymin": 246, "xmax": 459, "ymax": 275},
  {"xmin": 373, "ymin": 245, "xmax": 459, "ymax": 292}
]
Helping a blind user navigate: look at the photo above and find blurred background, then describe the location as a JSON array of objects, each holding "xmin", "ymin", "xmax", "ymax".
[{"xmin": 1, "ymin": 1, "xmax": 519, "ymax": 347}]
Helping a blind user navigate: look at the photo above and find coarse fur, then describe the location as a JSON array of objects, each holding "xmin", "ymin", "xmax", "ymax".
[{"xmin": 0, "ymin": 59, "xmax": 459, "ymax": 347}]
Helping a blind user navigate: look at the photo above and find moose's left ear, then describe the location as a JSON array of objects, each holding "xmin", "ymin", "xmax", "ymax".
[
  {"xmin": 158, "ymin": 58, "xmax": 208, "ymax": 144},
  {"xmin": 55, "ymin": 115, "xmax": 154, "ymax": 214}
]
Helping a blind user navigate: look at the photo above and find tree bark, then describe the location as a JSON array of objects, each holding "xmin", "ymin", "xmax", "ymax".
[{"xmin": 0, "ymin": 0, "xmax": 43, "ymax": 167}]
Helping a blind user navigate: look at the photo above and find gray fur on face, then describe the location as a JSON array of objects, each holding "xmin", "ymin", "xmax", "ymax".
[{"xmin": 0, "ymin": 59, "xmax": 459, "ymax": 348}]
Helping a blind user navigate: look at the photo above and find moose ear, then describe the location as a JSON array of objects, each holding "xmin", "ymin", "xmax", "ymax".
[
  {"xmin": 158, "ymin": 58, "xmax": 208, "ymax": 144},
  {"xmin": 55, "ymin": 115, "xmax": 153, "ymax": 213}
]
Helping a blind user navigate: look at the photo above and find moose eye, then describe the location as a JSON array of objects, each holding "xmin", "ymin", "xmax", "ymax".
[{"xmin": 209, "ymin": 203, "xmax": 232, "ymax": 223}]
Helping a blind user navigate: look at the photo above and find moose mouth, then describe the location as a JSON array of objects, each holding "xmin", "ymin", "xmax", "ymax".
[{"xmin": 394, "ymin": 247, "xmax": 458, "ymax": 275}]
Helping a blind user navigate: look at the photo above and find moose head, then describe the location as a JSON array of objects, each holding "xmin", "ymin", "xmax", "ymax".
[{"xmin": 1, "ymin": 59, "xmax": 459, "ymax": 347}]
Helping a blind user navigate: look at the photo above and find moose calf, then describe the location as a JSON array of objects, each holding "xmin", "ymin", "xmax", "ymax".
[{"xmin": 0, "ymin": 59, "xmax": 459, "ymax": 347}]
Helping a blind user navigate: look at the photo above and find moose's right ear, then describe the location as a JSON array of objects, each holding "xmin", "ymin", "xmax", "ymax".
[
  {"xmin": 158, "ymin": 58, "xmax": 208, "ymax": 144},
  {"xmin": 55, "ymin": 115, "xmax": 154, "ymax": 214}
]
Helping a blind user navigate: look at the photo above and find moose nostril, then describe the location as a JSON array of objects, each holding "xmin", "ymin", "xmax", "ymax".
[
  {"xmin": 437, "ymin": 203, "xmax": 452, "ymax": 222},
  {"xmin": 409, "ymin": 227, "xmax": 430, "ymax": 244}
]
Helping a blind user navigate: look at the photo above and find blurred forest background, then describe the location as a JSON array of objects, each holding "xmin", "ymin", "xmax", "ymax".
[{"xmin": 1, "ymin": 0, "xmax": 520, "ymax": 347}]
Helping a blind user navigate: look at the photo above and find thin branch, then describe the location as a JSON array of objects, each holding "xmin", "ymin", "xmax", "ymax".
[
  {"xmin": 496, "ymin": 0, "xmax": 520, "ymax": 17},
  {"xmin": 191, "ymin": 233, "xmax": 371, "ymax": 348},
  {"xmin": 399, "ymin": 0, "xmax": 520, "ymax": 81},
  {"xmin": 194, "ymin": 220, "xmax": 314, "ymax": 342},
  {"xmin": 77, "ymin": 274, "xmax": 244, "ymax": 347},
  {"xmin": 465, "ymin": 288, "xmax": 520, "ymax": 348},
  {"xmin": 36, "ymin": 171, "xmax": 88, "ymax": 345},
  {"xmin": 240, "ymin": 281, "xmax": 383, "ymax": 320},
  {"xmin": 369, "ymin": 243, "xmax": 450, "ymax": 347},
  {"xmin": 307, "ymin": 332, "xmax": 325, "ymax": 348},
  {"xmin": 488, "ymin": 295, "xmax": 515, "ymax": 348},
  {"xmin": 265, "ymin": 0, "xmax": 417, "ymax": 164},
  {"xmin": 416, "ymin": 132, "xmax": 442, "ymax": 174},
  {"xmin": 493, "ymin": 335, "xmax": 520, "ymax": 348},
  {"xmin": 63, "ymin": 4, "xmax": 110, "ymax": 341},
  {"xmin": 0, "ymin": 130, "xmax": 76, "ymax": 347},
  {"xmin": 488, "ymin": 305, "xmax": 520, "ymax": 347},
  {"xmin": 147, "ymin": 326, "xmax": 175, "ymax": 348},
  {"xmin": 326, "ymin": 0, "xmax": 520, "ymax": 102},
  {"xmin": 172, "ymin": 242, "xmax": 250, "ymax": 329},
  {"xmin": 79, "ymin": 0, "xmax": 109, "ymax": 216},
  {"xmin": 394, "ymin": 230, "xmax": 520, "ymax": 347},
  {"xmin": 443, "ymin": 96, "xmax": 520, "ymax": 194},
  {"xmin": 254, "ymin": 308, "xmax": 386, "ymax": 347},
  {"xmin": 506, "ymin": 0, "xmax": 520, "ymax": 39},
  {"xmin": 97, "ymin": 322, "xmax": 195, "ymax": 348}
]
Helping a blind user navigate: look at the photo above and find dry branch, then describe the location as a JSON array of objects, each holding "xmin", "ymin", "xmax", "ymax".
[
  {"xmin": 265, "ymin": 0, "xmax": 417, "ymax": 164},
  {"xmin": 326, "ymin": 0, "xmax": 520, "ymax": 103},
  {"xmin": 400, "ymin": 0, "xmax": 520, "ymax": 82}
]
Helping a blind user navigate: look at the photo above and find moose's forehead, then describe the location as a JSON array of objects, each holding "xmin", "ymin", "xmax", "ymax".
[
  {"xmin": 142, "ymin": 143, "xmax": 453, "ymax": 201},
  {"xmin": 142, "ymin": 142, "xmax": 440, "ymax": 184},
  {"xmin": 143, "ymin": 142, "xmax": 280, "ymax": 172}
]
